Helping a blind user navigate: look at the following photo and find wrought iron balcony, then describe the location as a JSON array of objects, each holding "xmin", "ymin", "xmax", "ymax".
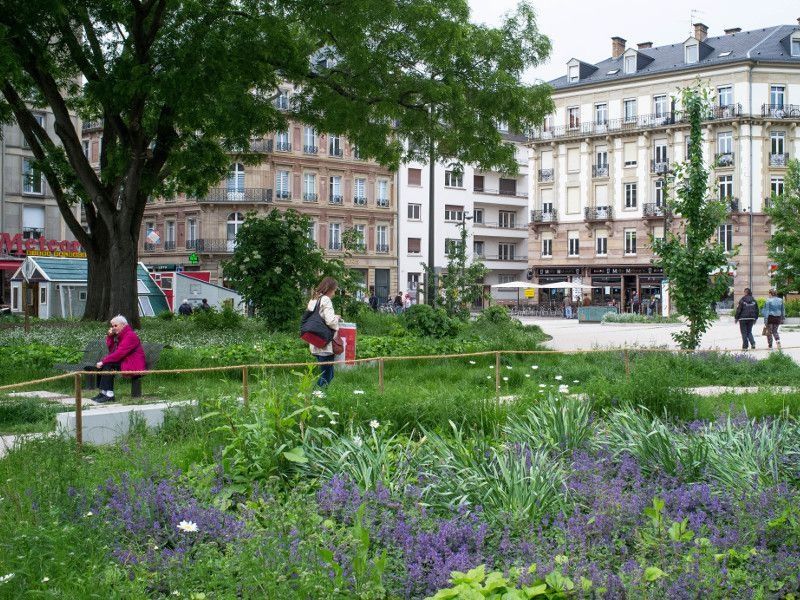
[
  {"xmin": 303, "ymin": 145, "xmax": 318, "ymax": 154},
  {"xmin": 376, "ymin": 244, "xmax": 390, "ymax": 253},
  {"xmin": 329, "ymin": 195, "xmax": 343, "ymax": 205},
  {"xmin": 643, "ymin": 203, "xmax": 667, "ymax": 219},
  {"xmin": 328, "ymin": 242, "xmax": 342, "ymax": 251},
  {"xmin": 200, "ymin": 188, "xmax": 273, "ymax": 203},
  {"xmin": 482, "ymin": 253, "xmax": 528, "ymax": 262},
  {"xmin": 530, "ymin": 209, "xmax": 558, "ymax": 223},
  {"xmin": 353, "ymin": 196, "xmax": 367, "ymax": 206},
  {"xmin": 709, "ymin": 104, "xmax": 743, "ymax": 120},
  {"xmin": 769, "ymin": 153, "xmax": 789, "ymax": 167},
  {"xmin": 715, "ymin": 152, "xmax": 735, "ymax": 168},
  {"xmin": 164, "ymin": 241, "xmax": 176, "ymax": 251},
  {"xmin": 329, "ymin": 147, "xmax": 343, "ymax": 157},
  {"xmin": 592, "ymin": 165, "xmax": 609, "ymax": 178},
  {"xmin": 303, "ymin": 193, "xmax": 318, "ymax": 202},
  {"xmin": 538, "ymin": 168, "xmax": 554, "ymax": 182},
  {"xmin": 376, "ymin": 198, "xmax": 390, "ymax": 207},
  {"xmin": 724, "ymin": 197, "xmax": 740, "ymax": 212},
  {"xmin": 475, "ymin": 187, "xmax": 528, "ymax": 198},
  {"xmin": 250, "ymin": 139, "xmax": 273, "ymax": 152},
  {"xmin": 81, "ymin": 119, "xmax": 103, "ymax": 131},
  {"xmin": 275, "ymin": 141, "xmax": 292, "ymax": 152},
  {"xmin": 185, "ymin": 240, "xmax": 198, "ymax": 250},
  {"xmin": 275, "ymin": 190, "xmax": 291, "ymax": 200},
  {"xmin": 143, "ymin": 243, "xmax": 157, "ymax": 252},
  {"xmin": 196, "ymin": 239, "xmax": 235, "ymax": 253},
  {"xmin": 761, "ymin": 104, "xmax": 800, "ymax": 118},
  {"xmin": 651, "ymin": 160, "xmax": 669, "ymax": 174},
  {"xmin": 585, "ymin": 206, "xmax": 612, "ymax": 221}
]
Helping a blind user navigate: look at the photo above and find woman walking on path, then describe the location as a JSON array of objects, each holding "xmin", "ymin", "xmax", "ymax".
[
  {"xmin": 734, "ymin": 287, "xmax": 759, "ymax": 350},
  {"xmin": 306, "ymin": 277, "xmax": 341, "ymax": 386},
  {"xmin": 762, "ymin": 288, "xmax": 785, "ymax": 350}
]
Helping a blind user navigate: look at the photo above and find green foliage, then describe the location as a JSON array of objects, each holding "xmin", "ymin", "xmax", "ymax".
[
  {"xmin": 652, "ymin": 85, "xmax": 732, "ymax": 349},
  {"xmin": 601, "ymin": 312, "xmax": 682, "ymax": 324},
  {"xmin": 190, "ymin": 304, "xmax": 243, "ymax": 330},
  {"xmin": 503, "ymin": 394, "xmax": 595, "ymax": 453},
  {"xmin": 475, "ymin": 305, "xmax": 513, "ymax": 326},
  {"xmin": 766, "ymin": 159, "xmax": 800, "ymax": 294},
  {"xmin": 434, "ymin": 224, "xmax": 488, "ymax": 319},
  {"xmin": 401, "ymin": 304, "xmax": 460, "ymax": 338}
]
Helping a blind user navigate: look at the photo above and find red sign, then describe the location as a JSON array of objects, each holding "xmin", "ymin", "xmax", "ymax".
[{"xmin": 1, "ymin": 232, "xmax": 83, "ymax": 256}]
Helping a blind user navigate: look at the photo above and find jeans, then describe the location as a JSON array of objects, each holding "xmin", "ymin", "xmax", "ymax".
[
  {"xmin": 738, "ymin": 320, "xmax": 755, "ymax": 349},
  {"xmin": 316, "ymin": 354, "xmax": 335, "ymax": 387},
  {"xmin": 765, "ymin": 320, "xmax": 781, "ymax": 348},
  {"xmin": 84, "ymin": 362, "xmax": 122, "ymax": 392},
  {"xmin": 564, "ymin": 306, "xmax": 573, "ymax": 319}
]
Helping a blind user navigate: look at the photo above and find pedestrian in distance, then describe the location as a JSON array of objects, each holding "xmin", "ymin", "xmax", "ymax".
[
  {"xmin": 368, "ymin": 287, "xmax": 378, "ymax": 311},
  {"xmin": 87, "ymin": 315, "xmax": 146, "ymax": 403},
  {"xmin": 734, "ymin": 287, "xmax": 758, "ymax": 350},
  {"xmin": 762, "ymin": 288, "xmax": 785, "ymax": 350},
  {"xmin": 393, "ymin": 291, "xmax": 404, "ymax": 314},
  {"xmin": 306, "ymin": 276, "xmax": 341, "ymax": 387},
  {"xmin": 200, "ymin": 298, "xmax": 211, "ymax": 311},
  {"xmin": 563, "ymin": 295, "xmax": 573, "ymax": 319},
  {"xmin": 178, "ymin": 299, "xmax": 193, "ymax": 316}
]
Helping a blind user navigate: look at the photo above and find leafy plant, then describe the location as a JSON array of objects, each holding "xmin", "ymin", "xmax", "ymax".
[
  {"xmin": 431, "ymin": 223, "xmax": 488, "ymax": 319},
  {"xmin": 766, "ymin": 159, "xmax": 800, "ymax": 294},
  {"xmin": 402, "ymin": 304, "xmax": 460, "ymax": 338},
  {"xmin": 503, "ymin": 394, "xmax": 595, "ymax": 453}
]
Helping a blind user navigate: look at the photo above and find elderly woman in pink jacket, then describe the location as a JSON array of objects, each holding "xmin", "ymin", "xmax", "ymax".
[{"xmin": 90, "ymin": 315, "xmax": 146, "ymax": 403}]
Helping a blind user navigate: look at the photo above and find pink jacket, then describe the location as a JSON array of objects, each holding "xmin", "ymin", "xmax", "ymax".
[{"xmin": 103, "ymin": 325, "xmax": 147, "ymax": 373}]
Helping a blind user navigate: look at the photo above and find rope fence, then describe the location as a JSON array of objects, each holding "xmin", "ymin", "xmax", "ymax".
[{"xmin": 0, "ymin": 344, "xmax": 797, "ymax": 451}]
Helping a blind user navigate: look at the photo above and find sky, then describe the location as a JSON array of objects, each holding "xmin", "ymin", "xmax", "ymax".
[{"xmin": 468, "ymin": 0, "xmax": 799, "ymax": 83}]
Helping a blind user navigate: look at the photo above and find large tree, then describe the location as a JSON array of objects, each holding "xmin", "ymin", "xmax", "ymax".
[
  {"xmin": 765, "ymin": 159, "xmax": 800, "ymax": 294},
  {"xmin": 0, "ymin": 0, "xmax": 552, "ymax": 326}
]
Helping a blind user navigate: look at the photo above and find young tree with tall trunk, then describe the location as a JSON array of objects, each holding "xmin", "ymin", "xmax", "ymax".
[
  {"xmin": 0, "ymin": 0, "xmax": 552, "ymax": 326},
  {"xmin": 765, "ymin": 159, "xmax": 800, "ymax": 294}
]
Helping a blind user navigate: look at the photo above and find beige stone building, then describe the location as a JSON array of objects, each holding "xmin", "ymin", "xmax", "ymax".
[{"xmin": 528, "ymin": 22, "xmax": 800, "ymax": 307}]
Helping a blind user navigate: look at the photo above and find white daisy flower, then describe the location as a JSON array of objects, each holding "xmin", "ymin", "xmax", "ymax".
[
  {"xmin": 502, "ymin": 376, "xmax": 509, "ymax": 382},
  {"xmin": 525, "ymin": 374, "xmax": 531, "ymax": 378},
  {"xmin": 369, "ymin": 420, "xmax": 380, "ymax": 430},
  {"xmin": 531, "ymin": 365, "xmax": 539, "ymax": 370},
  {"xmin": 0, "ymin": 574, "xmax": 15, "ymax": 584},
  {"xmin": 468, "ymin": 360, "xmax": 476, "ymax": 365},
  {"xmin": 353, "ymin": 390, "xmax": 365, "ymax": 395},
  {"xmin": 352, "ymin": 435, "xmax": 364, "ymax": 448},
  {"xmin": 176, "ymin": 520, "xmax": 199, "ymax": 533},
  {"xmin": 554, "ymin": 375, "xmax": 563, "ymax": 381}
]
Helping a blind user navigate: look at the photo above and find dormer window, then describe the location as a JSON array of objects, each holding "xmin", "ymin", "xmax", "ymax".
[
  {"xmin": 792, "ymin": 34, "xmax": 800, "ymax": 56},
  {"xmin": 624, "ymin": 55, "xmax": 636, "ymax": 74},
  {"xmin": 568, "ymin": 64, "xmax": 579, "ymax": 82},
  {"xmin": 685, "ymin": 42, "xmax": 699, "ymax": 64}
]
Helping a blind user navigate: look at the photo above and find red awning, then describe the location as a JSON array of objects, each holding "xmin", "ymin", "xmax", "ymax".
[{"xmin": 0, "ymin": 259, "xmax": 23, "ymax": 271}]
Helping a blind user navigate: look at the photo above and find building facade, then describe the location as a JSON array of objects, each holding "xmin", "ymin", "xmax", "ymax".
[
  {"xmin": 528, "ymin": 22, "xmax": 800, "ymax": 307},
  {"xmin": 398, "ymin": 134, "xmax": 530, "ymax": 304},
  {"xmin": 1, "ymin": 111, "xmax": 82, "ymax": 307}
]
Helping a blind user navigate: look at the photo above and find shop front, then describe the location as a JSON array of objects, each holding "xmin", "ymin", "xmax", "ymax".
[
  {"xmin": 535, "ymin": 267, "xmax": 581, "ymax": 305},
  {"xmin": 588, "ymin": 266, "xmax": 664, "ymax": 311}
]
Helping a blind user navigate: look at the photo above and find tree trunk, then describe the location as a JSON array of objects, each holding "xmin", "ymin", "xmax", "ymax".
[
  {"xmin": 108, "ymin": 229, "xmax": 142, "ymax": 329},
  {"xmin": 83, "ymin": 248, "xmax": 111, "ymax": 321}
]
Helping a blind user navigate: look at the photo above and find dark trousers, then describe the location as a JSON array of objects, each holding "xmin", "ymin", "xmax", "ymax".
[
  {"xmin": 85, "ymin": 362, "xmax": 121, "ymax": 392},
  {"xmin": 316, "ymin": 355, "xmax": 335, "ymax": 387},
  {"xmin": 738, "ymin": 320, "xmax": 755, "ymax": 349}
]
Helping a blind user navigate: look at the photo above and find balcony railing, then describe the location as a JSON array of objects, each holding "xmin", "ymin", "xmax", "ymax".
[
  {"xmin": 329, "ymin": 147, "xmax": 343, "ymax": 157},
  {"xmin": 482, "ymin": 254, "xmax": 528, "ymax": 262},
  {"xmin": 715, "ymin": 152, "xmax": 735, "ymax": 168},
  {"xmin": 353, "ymin": 196, "xmax": 367, "ymax": 206},
  {"xmin": 164, "ymin": 241, "xmax": 176, "ymax": 251},
  {"xmin": 275, "ymin": 190, "xmax": 291, "ymax": 200},
  {"xmin": 650, "ymin": 160, "xmax": 669, "ymax": 174},
  {"xmin": 275, "ymin": 141, "xmax": 292, "ymax": 152},
  {"xmin": 585, "ymin": 206, "xmax": 612, "ymax": 221},
  {"xmin": 303, "ymin": 193, "xmax": 318, "ymax": 202},
  {"xmin": 250, "ymin": 139, "xmax": 273, "ymax": 152},
  {"xmin": 538, "ymin": 168, "xmax": 554, "ymax": 182},
  {"xmin": 592, "ymin": 165, "xmax": 609, "ymax": 178},
  {"xmin": 472, "ymin": 221, "xmax": 528, "ymax": 231},
  {"xmin": 81, "ymin": 119, "xmax": 103, "ymax": 131},
  {"xmin": 643, "ymin": 203, "xmax": 667, "ymax": 218},
  {"xmin": 710, "ymin": 104, "xmax": 742, "ymax": 119},
  {"xmin": 328, "ymin": 242, "xmax": 342, "ymax": 251},
  {"xmin": 196, "ymin": 239, "xmax": 235, "ymax": 253},
  {"xmin": 200, "ymin": 188, "xmax": 273, "ymax": 203},
  {"xmin": 303, "ymin": 145, "xmax": 318, "ymax": 154},
  {"xmin": 530, "ymin": 209, "xmax": 558, "ymax": 223},
  {"xmin": 143, "ymin": 243, "xmax": 156, "ymax": 252},
  {"xmin": 376, "ymin": 198, "xmax": 390, "ymax": 207},
  {"xmin": 376, "ymin": 244, "xmax": 390, "ymax": 253},
  {"xmin": 769, "ymin": 153, "xmax": 789, "ymax": 167},
  {"xmin": 762, "ymin": 104, "xmax": 800, "ymax": 118},
  {"xmin": 474, "ymin": 187, "xmax": 528, "ymax": 198},
  {"xmin": 724, "ymin": 197, "xmax": 740, "ymax": 212},
  {"xmin": 329, "ymin": 195, "xmax": 343, "ymax": 205},
  {"xmin": 185, "ymin": 240, "xmax": 198, "ymax": 250}
]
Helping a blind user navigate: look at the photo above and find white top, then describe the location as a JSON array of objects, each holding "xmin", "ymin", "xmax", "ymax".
[{"xmin": 307, "ymin": 295, "xmax": 339, "ymax": 356}]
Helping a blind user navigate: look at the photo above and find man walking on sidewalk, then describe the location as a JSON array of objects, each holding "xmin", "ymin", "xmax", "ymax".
[{"xmin": 734, "ymin": 287, "xmax": 758, "ymax": 350}]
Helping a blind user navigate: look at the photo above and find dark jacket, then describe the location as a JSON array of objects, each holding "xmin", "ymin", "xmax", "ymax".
[
  {"xmin": 178, "ymin": 302, "xmax": 193, "ymax": 316},
  {"xmin": 735, "ymin": 294, "xmax": 758, "ymax": 321}
]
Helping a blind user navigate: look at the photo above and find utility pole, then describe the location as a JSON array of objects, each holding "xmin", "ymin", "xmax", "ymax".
[{"xmin": 426, "ymin": 109, "xmax": 436, "ymax": 307}]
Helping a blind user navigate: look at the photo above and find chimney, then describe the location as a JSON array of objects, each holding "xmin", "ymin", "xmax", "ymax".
[
  {"xmin": 724, "ymin": 27, "xmax": 741, "ymax": 35},
  {"xmin": 612, "ymin": 36, "xmax": 627, "ymax": 59},
  {"xmin": 693, "ymin": 22, "xmax": 708, "ymax": 42},
  {"xmin": 637, "ymin": 42, "xmax": 653, "ymax": 50}
]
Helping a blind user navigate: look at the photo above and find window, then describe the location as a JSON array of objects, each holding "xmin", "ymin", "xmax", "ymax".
[
  {"xmin": 187, "ymin": 218, "xmax": 197, "ymax": 244},
  {"xmin": 624, "ymin": 229, "xmax": 637, "ymax": 255},
  {"xmin": 376, "ymin": 225, "xmax": 388, "ymax": 252},
  {"xmin": 654, "ymin": 179, "xmax": 665, "ymax": 206},
  {"xmin": 226, "ymin": 163, "xmax": 245, "ymax": 194},
  {"xmin": 22, "ymin": 206, "xmax": 45, "ymax": 239},
  {"xmin": 770, "ymin": 85, "xmax": 785, "ymax": 108},
  {"xmin": 328, "ymin": 134, "xmax": 342, "ymax": 157},
  {"xmin": 408, "ymin": 168, "xmax": 422, "ymax": 186},
  {"xmin": 303, "ymin": 173, "xmax": 317, "ymax": 201},
  {"xmin": 654, "ymin": 143, "xmax": 668, "ymax": 165},
  {"xmin": 685, "ymin": 43, "xmax": 699, "ymax": 64},
  {"xmin": 567, "ymin": 107, "xmax": 580, "ymax": 129},
  {"xmin": 372, "ymin": 180, "xmax": 388, "ymax": 208},
  {"xmin": 226, "ymin": 212, "xmax": 244, "ymax": 245},
  {"xmin": 595, "ymin": 103, "xmax": 608, "ymax": 125},
  {"xmin": 792, "ymin": 36, "xmax": 800, "ymax": 57},
  {"xmin": 717, "ymin": 224, "xmax": 733, "ymax": 252},
  {"xmin": 596, "ymin": 148, "xmax": 608, "ymax": 168},
  {"xmin": 498, "ymin": 243, "xmax": 515, "ymax": 260},
  {"xmin": 473, "ymin": 240, "xmax": 484, "ymax": 256},
  {"xmin": 542, "ymin": 114, "xmax": 553, "ymax": 132},
  {"xmin": 408, "ymin": 238, "xmax": 421, "ymax": 254},
  {"xmin": 541, "ymin": 237, "xmax": 552, "ymax": 257},
  {"xmin": 444, "ymin": 238, "xmax": 461, "ymax": 255},
  {"xmin": 165, "ymin": 220, "xmax": 175, "ymax": 243},
  {"xmin": 276, "ymin": 170, "xmax": 290, "ymax": 199},
  {"xmin": 275, "ymin": 130, "xmax": 290, "ymax": 151},
  {"xmin": 40, "ymin": 286, "xmax": 46, "ymax": 305},
  {"xmin": 499, "ymin": 211, "xmax": 516, "ymax": 228},
  {"xmin": 771, "ymin": 176, "xmax": 785, "ymax": 197},
  {"xmin": 652, "ymin": 225, "xmax": 665, "ymax": 242},
  {"xmin": 717, "ymin": 131, "xmax": 733, "ymax": 154},
  {"xmin": 566, "ymin": 186, "xmax": 580, "ymax": 214},
  {"xmin": 444, "ymin": 170, "xmax": 463, "ymax": 188},
  {"xmin": 78, "ymin": 291, "xmax": 87, "ymax": 301},
  {"xmin": 770, "ymin": 131, "xmax": 786, "ymax": 155},
  {"xmin": 353, "ymin": 177, "xmax": 366, "ymax": 204},
  {"xmin": 568, "ymin": 64, "xmax": 579, "ymax": 82},
  {"xmin": 497, "ymin": 274, "xmax": 515, "ymax": 284},
  {"xmin": 473, "ymin": 175, "xmax": 485, "ymax": 192},
  {"xmin": 653, "ymin": 94, "xmax": 668, "ymax": 118},
  {"xmin": 497, "ymin": 121, "xmax": 508, "ymax": 132},
  {"xmin": 307, "ymin": 222, "xmax": 317, "ymax": 243},
  {"xmin": 624, "ymin": 55, "xmax": 636, "ymax": 74},
  {"xmin": 499, "ymin": 178, "xmax": 517, "ymax": 196},
  {"xmin": 624, "ymin": 183, "xmax": 637, "ymax": 208},
  {"xmin": 22, "ymin": 114, "xmax": 44, "ymax": 149},
  {"xmin": 353, "ymin": 224, "xmax": 366, "ymax": 250},
  {"xmin": 328, "ymin": 223, "xmax": 341, "ymax": 250},
  {"xmin": 22, "ymin": 158, "xmax": 43, "ymax": 194},
  {"xmin": 408, "ymin": 203, "xmax": 421, "ymax": 220},
  {"xmin": 82, "ymin": 139, "xmax": 89, "ymax": 157},
  {"xmin": 567, "ymin": 147, "xmax": 580, "ymax": 172},
  {"xmin": 473, "ymin": 208, "xmax": 484, "ymax": 224},
  {"xmin": 12, "ymin": 287, "xmax": 19, "ymax": 311},
  {"xmin": 718, "ymin": 175, "xmax": 734, "ymax": 200},
  {"xmin": 408, "ymin": 273, "xmax": 420, "ymax": 292},
  {"xmin": 596, "ymin": 233, "xmax": 608, "ymax": 256},
  {"xmin": 624, "ymin": 142, "xmax": 637, "ymax": 167},
  {"xmin": 275, "ymin": 90, "xmax": 289, "ymax": 110},
  {"xmin": 568, "ymin": 232, "xmax": 580, "ymax": 257},
  {"xmin": 623, "ymin": 98, "xmax": 637, "ymax": 122},
  {"xmin": 303, "ymin": 127, "xmax": 317, "ymax": 153},
  {"xmin": 444, "ymin": 205, "xmax": 463, "ymax": 222},
  {"xmin": 718, "ymin": 86, "xmax": 733, "ymax": 107},
  {"xmin": 329, "ymin": 176, "xmax": 343, "ymax": 203}
]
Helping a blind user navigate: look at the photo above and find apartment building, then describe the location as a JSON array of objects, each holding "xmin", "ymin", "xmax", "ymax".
[
  {"xmin": 398, "ymin": 133, "xmax": 530, "ymax": 304},
  {"xmin": 528, "ymin": 22, "xmax": 800, "ymax": 306},
  {"xmin": 83, "ymin": 109, "xmax": 399, "ymax": 302},
  {"xmin": 1, "ymin": 111, "xmax": 82, "ymax": 308}
]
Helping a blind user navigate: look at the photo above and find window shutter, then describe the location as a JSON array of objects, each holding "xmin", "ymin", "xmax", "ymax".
[
  {"xmin": 624, "ymin": 142, "xmax": 637, "ymax": 164},
  {"xmin": 407, "ymin": 238, "xmax": 421, "ymax": 253},
  {"xmin": 594, "ymin": 185, "xmax": 608, "ymax": 205},
  {"xmin": 408, "ymin": 168, "xmax": 421, "ymax": 186},
  {"xmin": 567, "ymin": 148, "xmax": 580, "ymax": 171},
  {"xmin": 567, "ymin": 186, "xmax": 580, "ymax": 214}
]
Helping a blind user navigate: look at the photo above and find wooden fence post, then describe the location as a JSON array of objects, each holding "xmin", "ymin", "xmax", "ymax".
[
  {"xmin": 378, "ymin": 358, "xmax": 384, "ymax": 394},
  {"xmin": 495, "ymin": 351, "xmax": 501, "ymax": 402},
  {"xmin": 242, "ymin": 366, "xmax": 249, "ymax": 409},
  {"xmin": 74, "ymin": 373, "xmax": 82, "ymax": 452}
]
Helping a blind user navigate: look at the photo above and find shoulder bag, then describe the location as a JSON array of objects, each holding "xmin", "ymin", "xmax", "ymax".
[{"xmin": 300, "ymin": 300, "xmax": 334, "ymax": 348}]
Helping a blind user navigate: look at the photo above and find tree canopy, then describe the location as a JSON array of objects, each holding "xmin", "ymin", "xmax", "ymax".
[
  {"xmin": 0, "ymin": 0, "xmax": 552, "ymax": 325},
  {"xmin": 766, "ymin": 159, "xmax": 800, "ymax": 294}
]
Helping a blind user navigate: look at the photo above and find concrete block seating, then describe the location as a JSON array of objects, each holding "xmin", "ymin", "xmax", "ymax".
[{"xmin": 56, "ymin": 401, "xmax": 193, "ymax": 445}]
